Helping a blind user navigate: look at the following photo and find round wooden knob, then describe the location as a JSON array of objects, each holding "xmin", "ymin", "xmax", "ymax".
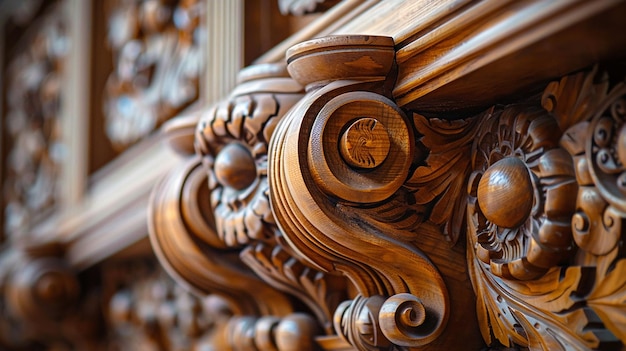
[
  {"xmin": 36, "ymin": 272, "xmax": 66, "ymax": 302},
  {"xmin": 477, "ymin": 157, "xmax": 533, "ymax": 228},
  {"xmin": 214, "ymin": 143, "xmax": 257, "ymax": 190},
  {"xmin": 340, "ymin": 118, "xmax": 390, "ymax": 169}
]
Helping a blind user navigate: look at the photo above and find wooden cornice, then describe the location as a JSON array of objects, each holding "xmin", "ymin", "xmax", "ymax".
[{"xmin": 331, "ymin": 0, "xmax": 626, "ymax": 113}]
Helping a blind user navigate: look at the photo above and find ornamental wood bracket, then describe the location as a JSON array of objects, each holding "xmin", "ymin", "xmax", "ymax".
[{"xmin": 148, "ymin": 29, "xmax": 626, "ymax": 351}]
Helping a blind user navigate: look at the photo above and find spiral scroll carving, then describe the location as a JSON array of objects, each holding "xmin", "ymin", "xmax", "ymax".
[
  {"xmin": 269, "ymin": 35, "xmax": 452, "ymax": 350},
  {"xmin": 308, "ymin": 91, "xmax": 414, "ymax": 204},
  {"xmin": 151, "ymin": 63, "xmax": 356, "ymax": 346}
]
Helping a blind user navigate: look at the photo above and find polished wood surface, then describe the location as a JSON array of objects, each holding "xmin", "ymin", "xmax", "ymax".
[{"xmin": 1, "ymin": 1, "xmax": 626, "ymax": 350}]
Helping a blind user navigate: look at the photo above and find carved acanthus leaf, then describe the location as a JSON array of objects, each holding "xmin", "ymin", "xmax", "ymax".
[
  {"xmin": 405, "ymin": 114, "xmax": 481, "ymax": 245},
  {"xmin": 542, "ymin": 65, "xmax": 610, "ymax": 131}
]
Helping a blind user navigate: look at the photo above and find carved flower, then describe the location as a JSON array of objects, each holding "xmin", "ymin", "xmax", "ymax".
[
  {"xmin": 468, "ymin": 105, "xmax": 577, "ymax": 280},
  {"xmin": 196, "ymin": 96, "xmax": 278, "ymax": 247},
  {"xmin": 195, "ymin": 71, "xmax": 303, "ymax": 247}
]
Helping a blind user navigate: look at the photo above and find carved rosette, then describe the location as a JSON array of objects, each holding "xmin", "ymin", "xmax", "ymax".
[
  {"xmin": 467, "ymin": 67, "xmax": 626, "ymax": 350},
  {"xmin": 192, "ymin": 63, "xmax": 348, "ymax": 333},
  {"xmin": 195, "ymin": 64, "xmax": 304, "ymax": 247},
  {"xmin": 467, "ymin": 106, "xmax": 577, "ymax": 280}
]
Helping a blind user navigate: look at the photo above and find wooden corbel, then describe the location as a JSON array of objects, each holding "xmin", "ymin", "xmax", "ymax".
[
  {"xmin": 149, "ymin": 63, "xmax": 348, "ymax": 350},
  {"xmin": 268, "ymin": 35, "xmax": 480, "ymax": 350}
]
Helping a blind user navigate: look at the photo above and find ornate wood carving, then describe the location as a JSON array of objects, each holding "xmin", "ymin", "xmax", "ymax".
[
  {"xmin": 147, "ymin": 23, "xmax": 626, "ymax": 349},
  {"xmin": 139, "ymin": 3, "xmax": 626, "ymax": 350},
  {"xmin": 104, "ymin": 0, "xmax": 205, "ymax": 149},
  {"xmin": 3, "ymin": 2, "xmax": 67, "ymax": 236},
  {"xmin": 149, "ymin": 63, "xmax": 347, "ymax": 349},
  {"xmin": 466, "ymin": 66, "xmax": 626, "ymax": 350},
  {"xmin": 268, "ymin": 35, "xmax": 482, "ymax": 350},
  {"xmin": 4, "ymin": 0, "xmax": 625, "ymax": 349},
  {"xmin": 0, "ymin": 242, "xmax": 101, "ymax": 350}
]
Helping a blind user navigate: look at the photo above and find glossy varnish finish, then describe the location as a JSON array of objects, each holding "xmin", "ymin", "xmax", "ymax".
[{"xmin": 2, "ymin": 1, "xmax": 626, "ymax": 350}]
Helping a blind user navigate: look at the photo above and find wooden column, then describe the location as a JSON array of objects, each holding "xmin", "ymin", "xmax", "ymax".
[
  {"xmin": 61, "ymin": 0, "xmax": 91, "ymax": 206},
  {"xmin": 204, "ymin": 0, "xmax": 244, "ymax": 103}
]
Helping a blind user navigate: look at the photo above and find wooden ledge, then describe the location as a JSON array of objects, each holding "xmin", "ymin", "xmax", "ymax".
[{"xmin": 327, "ymin": 0, "xmax": 626, "ymax": 113}]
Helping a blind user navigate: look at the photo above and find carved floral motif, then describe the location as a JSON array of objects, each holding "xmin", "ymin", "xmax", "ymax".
[
  {"xmin": 194, "ymin": 66, "xmax": 303, "ymax": 246},
  {"xmin": 148, "ymin": 28, "xmax": 626, "ymax": 350},
  {"xmin": 468, "ymin": 105, "xmax": 577, "ymax": 280},
  {"xmin": 104, "ymin": 0, "xmax": 205, "ymax": 149},
  {"xmin": 468, "ymin": 66, "xmax": 626, "ymax": 350}
]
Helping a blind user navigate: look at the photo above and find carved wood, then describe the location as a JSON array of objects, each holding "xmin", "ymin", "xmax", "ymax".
[
  {"xmin": 3, "ymin": 0, "xmax": 626, "ymax": 350},
  {"xmin": 149, "ymin": 63, "xmax": 351, "ymax": 349},
  {"xmin": 104, "ymin": 0, "xmax": 205, "ymax": 149},
  {"xmin": 149, "ymin": 37, "xmax": 626, "ymax": 351},
  {"xmin": 0, "ymin": 242, "xmax": 101, "ymax": 350},
  {"xmin": 3, "ymin": 2, "xmax": 67, "ymax": 237},
  {"xmin": 466, "ymin": 65, "xmax": 626, "ymax": 350}
]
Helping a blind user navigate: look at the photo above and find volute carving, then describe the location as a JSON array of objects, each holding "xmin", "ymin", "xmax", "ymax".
[
  {"xmin": 148, "ymin": 29, "xmax": 626, "ymax": 350},
  {"xmin": 149, "ymin": 63, "xmax": 349, "ymax": 349},
  {"xmin": 269, "ymin": 35, "xmax": 453, "ymax": 350}
]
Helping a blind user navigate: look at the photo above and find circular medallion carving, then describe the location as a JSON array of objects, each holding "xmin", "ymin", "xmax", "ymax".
[
  {"xmin": 468, "ymin": 106, "xmax": 576, "ymax": 280},
  {"xmin": 339, "ymin": 117, "xmax": 390, "ymax": 169},
  {"xmin": 309, "ymin": 92, "xmax": 413, "ymax": 203}
]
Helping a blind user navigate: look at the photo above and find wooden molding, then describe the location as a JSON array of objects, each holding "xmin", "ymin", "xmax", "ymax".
[
  {"xmin": 3, "ymin": 0, "xmax": 626, "ymax": 349},
  {"xmin": 152, "ymin": 1, "xmax": 624, "ymax": 350}
]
